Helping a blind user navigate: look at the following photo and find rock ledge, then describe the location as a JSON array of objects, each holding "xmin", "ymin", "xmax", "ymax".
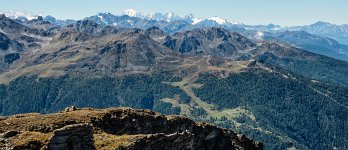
[{"xmin": 0, "ymin": 107, "xmax": 262, "ymax": 150}]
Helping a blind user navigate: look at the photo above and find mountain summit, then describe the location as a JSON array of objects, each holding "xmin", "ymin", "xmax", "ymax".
[{"xmin": 121, "ymin": 9, "xmax": 181, "ymax": 22}]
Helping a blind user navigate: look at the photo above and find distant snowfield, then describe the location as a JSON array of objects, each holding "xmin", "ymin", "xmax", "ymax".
[
  {"xmin": 208, "ymin": 16, "xmax": 227, "ymax": 24},
  {"xmin": 1, "ymin": 10, "xmax": 40, "ymax": 20}
]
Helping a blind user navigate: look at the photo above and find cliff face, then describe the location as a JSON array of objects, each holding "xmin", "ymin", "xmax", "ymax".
[{"xmin": 0, "ymin": 107, "xmax": 262, "ymax": 150}]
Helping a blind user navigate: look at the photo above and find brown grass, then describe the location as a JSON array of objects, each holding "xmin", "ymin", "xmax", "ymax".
[
  {"xmin": 9, "ymin": 131, "xmax": 52, "ymax": 149},
  {"xmin": 93, "ymin": 132, "xmax": 145, "ymax": 149}
]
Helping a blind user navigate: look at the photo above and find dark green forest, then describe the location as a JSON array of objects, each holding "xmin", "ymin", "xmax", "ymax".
[
  {"xmin": 193, "ymin": 68, "xmax": 348, "ymax": 150},
  {"xmin": 257, "ymin": 52, "xmax": 348, "ymax": 88},
  {"xmin": 0, "ymin": 73, "xmax": 185, "ymax": 116}
]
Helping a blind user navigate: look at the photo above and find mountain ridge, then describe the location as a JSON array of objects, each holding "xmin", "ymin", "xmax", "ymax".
[
  {"xmin": 3, "ymin": 10, "xmax": 348, "ymax": 46},
  {"xmin": 2, "ymin": 10, "xmax": 347, "ymax": 28},
  {"xmin": 0, "ymin": 107, "xmax": 263, "ymax": 149}
]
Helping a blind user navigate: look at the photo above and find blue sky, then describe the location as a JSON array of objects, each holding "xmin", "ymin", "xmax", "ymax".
[{"xmin": 1, "ymin": 0, "xmax": 347, "ymax": 26}]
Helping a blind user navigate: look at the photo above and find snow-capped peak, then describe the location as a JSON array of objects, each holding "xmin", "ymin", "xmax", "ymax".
[
  {"xmin": 192, "ymin": 18, "xmax": 204, "ymax": 25},
  {"xmin": 0, "ymin": 11, "xmax": 41, "ymax": 21},
  {"xmin": 164, "ymin": 12, "xmax": 180, "ymax": 22},
  {"xmin": 123, "ymin": 9, "xmax": 138, "ymax": 17},
  {"xmin": 122, "ymin": 9, "xmax": 154, "ymax": 19},
  {"xmin": 121, "ymin": 9, "xmax": 182, "ymax": 22},
  {"xmin": 166, "ymin": 12, "xmax": 174, "ymax": 18},
  {"xmin": 120, "ymin": 9, "xmax": 243, "ymax": 25},
  {"xmin": 208, "ymin": 16, "xmax": 227, "ymax": 25}
]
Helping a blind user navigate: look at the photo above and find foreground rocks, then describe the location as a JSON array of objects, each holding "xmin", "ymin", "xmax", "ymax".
[
  {"xmin": 48, "ymin": 124, "xmax": 94, "ymax": 150},
  {"xmin": 0, "ymin": 107, "xmax": 262, "ymax": 150}
]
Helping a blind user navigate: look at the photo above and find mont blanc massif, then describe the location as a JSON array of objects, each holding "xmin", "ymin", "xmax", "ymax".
[{"xmin": 0, "ymin": 9, "xmax": 348, "ymax": 150}]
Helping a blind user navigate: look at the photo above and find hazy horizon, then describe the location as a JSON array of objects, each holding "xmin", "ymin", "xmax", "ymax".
[{"xmin": 1, "ymin": 0, "xmax": 347, "ymax": 26}]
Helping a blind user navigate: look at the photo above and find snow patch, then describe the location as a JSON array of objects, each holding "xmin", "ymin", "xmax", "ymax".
[
  {"xmin": 192, "ymin": 18, "xmax": 203, "ymax": 25},
  {"xmin": 254, "ymin": 31, "xmax": 264, "ymax": 40},
  {"xmin": 98, "ymin": 15, "xmax": 107, "ymax": 24},
  {"xmin": 208, "ymin": 17, "xmax": 227, "ymax": 24},
  {"xmin": 166, "ymin": 12, "xmax": 174, "ymax": 21},
  {"xmin": 127, "ymin": 20, "xmax": 133, "ymax": 25}
]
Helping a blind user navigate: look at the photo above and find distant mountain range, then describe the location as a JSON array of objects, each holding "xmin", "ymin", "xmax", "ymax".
[
  {"xmin": 263, "ymin": 31, "xmax": 348, "ymax": 61},
  {"xmin": 1, "ymin": 11, "xmax": 348, "ymax": 150},
  {"xmin": 3, "ymin": 10, "xmax": 347, "ymax": 61},
  {"xmin": 285, "ymin": 21, "xmax": 348, "ymax": 45}
]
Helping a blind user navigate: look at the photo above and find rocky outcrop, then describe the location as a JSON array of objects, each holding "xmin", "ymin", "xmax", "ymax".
[
  {"xmin": 124, "ymin": 132, "xmax": 195, "ymax": 150},
  {"xmin": 47, "ymin": 124, "xmax": 94, "ymax": 150},
  {"xmin": 1, "ymin": 130, "xmax": 19, "ymax": 138},
  {"xmin": 0, "ymin": 107, "xmax": 262, "ymax": 150},
  {"xmin": 125, "ymin": 125, "xmax": 263, "ymax": 150}
]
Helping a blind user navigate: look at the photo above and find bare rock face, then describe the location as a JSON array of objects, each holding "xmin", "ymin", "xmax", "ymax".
[
  {"xmin": 125, "ymin": 130, "xmax": 261, "ymax": 150},
  {"xmin": 90, "ymin": 109, "xmax": 196, "ymax": 135},
  {"xmin": 123, "ymin": 131, "xmax": 195, "ymax": 150},
  {"xmin": 164, "ymin": 27, "xmax": 256, "ymax": 58},
  {"xmin": 0, "ymin": 107, "xmax": 262, "ymax": 150},
  {"xmin": 47, "ymin": 124, "xmax": 94, "ymax": 150},
  {"xmin": 1, "ymin": 130, "xmax": 19, "ymax": 138}
]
